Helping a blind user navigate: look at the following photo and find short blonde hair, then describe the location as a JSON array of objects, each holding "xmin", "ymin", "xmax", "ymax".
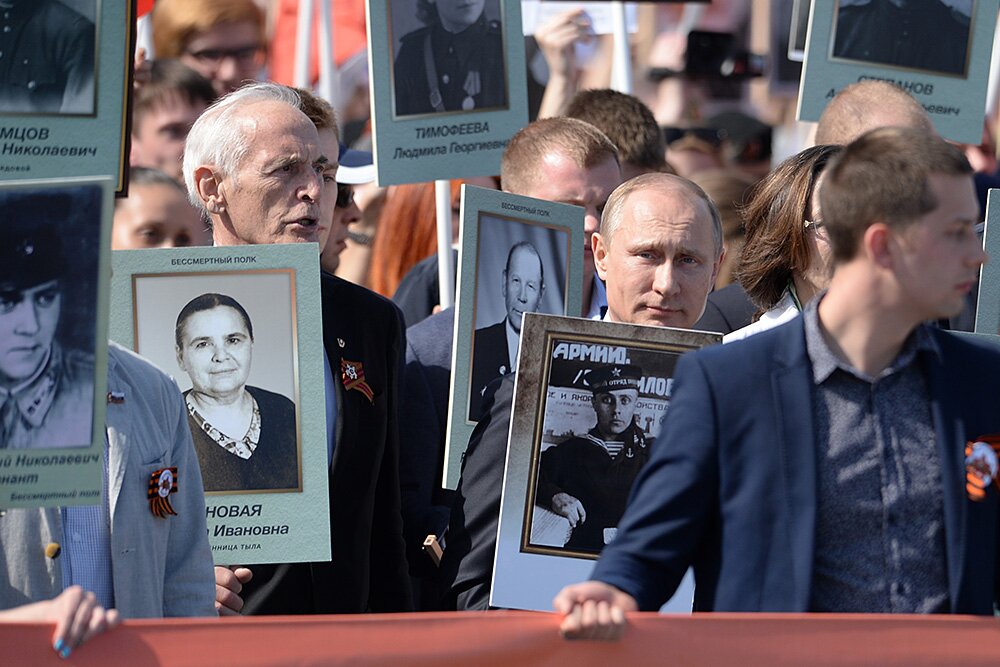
[{"xmin": 501, "ymin": 118, "xmax": 618, "ymax": 195}]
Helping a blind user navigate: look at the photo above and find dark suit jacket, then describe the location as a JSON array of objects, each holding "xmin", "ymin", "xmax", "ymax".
[
  {"xmin": 692, "ymin": 283, "xmax": 756, "ymax": 335},
  {"xmin": 240, "ymin": 273, "xmax": 413, "ymax": 614},
  {"xmin": 593, "ymin": 317, "xmax": 1000, "ymax": 614},
  {"xmin": 469, "ymin": 321, "xmax": 511, "ymax": 420},
  {"xmin": 440, "ymin": 373, "xmax": 515, "ymax": 610},
  {"xmin": 399, "ymin": 308, "xmax": 455, "ymax": 608}
]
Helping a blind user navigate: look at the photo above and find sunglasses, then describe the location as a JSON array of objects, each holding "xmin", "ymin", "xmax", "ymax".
[{"xmin": 336, "ymin": 184, "xmax": 355, "ymax": 209}]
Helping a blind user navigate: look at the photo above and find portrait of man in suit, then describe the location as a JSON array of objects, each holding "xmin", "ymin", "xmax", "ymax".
[{"xmin": 469, "ymin": 241, "xmax": 544, "ymax": 420}]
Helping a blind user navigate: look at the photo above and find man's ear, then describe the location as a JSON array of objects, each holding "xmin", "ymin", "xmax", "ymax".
[
  {"xmin": 710, "ymin": 245, "xmax": 726, "ymax": 287},
  {"xmin": 593, "ymin": 232, "xmax": 609, "ymax": 280},
  {"xmin": 175, "ymin": 345, "xmax": 186, "ymax": 372},
  {"xmin": 194, "ymin": 166, "xmax": 225, "ymax": 214},
  {"xmin": 865, "ymin": 222, "xmax": 894, "ymax": 269}
]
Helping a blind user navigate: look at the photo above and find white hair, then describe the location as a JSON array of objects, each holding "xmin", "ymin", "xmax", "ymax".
[{"xmin": 182, "ymin": 82, "xmax": 302, "ymax": 215}]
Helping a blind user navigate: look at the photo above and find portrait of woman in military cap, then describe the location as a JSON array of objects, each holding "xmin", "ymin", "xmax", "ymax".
[
  {"xmin": 390, "ymin": 0, "xmax": 507, "ymax": 117},
  {"xmin": 0, "ymin": 186, "xmax": 102, "ymax": 449}
]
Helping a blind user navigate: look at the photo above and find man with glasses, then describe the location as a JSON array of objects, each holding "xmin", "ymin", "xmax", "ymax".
[
  {"xmin": 152, "ymin": 0, "xmax": 266, "ymax": 96},
  {"xmin": 321, "ymin": 145, "xmax": 375, "ymax": 276}
]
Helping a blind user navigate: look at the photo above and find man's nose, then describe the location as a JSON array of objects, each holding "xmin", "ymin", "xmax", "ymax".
[
  {"xmin": 302, "ymin": 172, "xmax": 322, "ymax": 203},
  {"xmin": 652, "ymin": 261, "xmax": 681, "ymax": 296},
  {"xmin": 216, "ymin": 58, "xmax": 240, "ymax": 90},
  {"xmin": 11, "ymin": 300, "xmax": 41, "ymax": 335}
]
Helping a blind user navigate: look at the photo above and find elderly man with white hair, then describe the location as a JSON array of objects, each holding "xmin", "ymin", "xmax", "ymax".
[{"xmin": 186, "ymin": 82, "xmax": 413, "ymax": 615}]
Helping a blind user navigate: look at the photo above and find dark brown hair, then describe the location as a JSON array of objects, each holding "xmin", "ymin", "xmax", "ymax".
[
  {"xmin": 736, "ymin": 145, "xmax": 841, "ymax": 313},
  {"xmin": 566, "ymin": 89, "xmax": 666, "ymax": 174},
  {"xmin": 821, "ymin": 127, "xmax": 971, "ymax": 262}
]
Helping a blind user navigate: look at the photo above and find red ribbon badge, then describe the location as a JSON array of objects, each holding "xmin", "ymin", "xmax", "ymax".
[
  {"xmin": 147, "ymin": 467, "xmax": 178, "ymax": 518},
  {"xmin": 965, "ymin": 435, "xmax": 1000, "ymax": 502},
  {"xmin": 341, "ymin": 358, "xmax": 375, "ymax": 404}
]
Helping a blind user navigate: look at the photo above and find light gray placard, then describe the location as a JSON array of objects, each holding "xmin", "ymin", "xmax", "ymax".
[
  {"xmin": 0, "ymin": 1, "xmax": 134, "ymax": 194},
  {"xmin": 443, "ymin": 185, "xmax": 584, "ymax": 489},
  {"xmin": 109, "ymin": 244, "xmax": 331, "ymax": 565},
  {"xmin": 0, "ymin": 177, "xmax": 113, "ymax": 509},
  {"xmin": 797, "ymin": 0, "xmax": 997, "ymax": 144},
  {"xmin": 365, "ymin": 0, "xmax": 528, "ymax": 185},
  {"xmin": 490, "ymin": 313, "xmax": 720, "ymax": 611},
  {"xmin": 975, "ymin": 189, "xmax": 1000, "ymax": 334}
]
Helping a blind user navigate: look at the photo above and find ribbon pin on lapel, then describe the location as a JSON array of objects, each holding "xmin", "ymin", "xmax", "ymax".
[
  {"xmin": 965, "ymin": 435, "xmax": 1000, "ymax": 501},
  {"xmin": 341, "ymin": 358, "xmax": 375, "ymax": 404},
  {"xmin": 147, "ymin": 468, "xmax": 178, "ymax": 518}
]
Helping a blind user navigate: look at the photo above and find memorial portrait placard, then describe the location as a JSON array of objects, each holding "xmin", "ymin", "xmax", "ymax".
[
  {"xmin": 443, "ymin": 185, "xmax": 584, "ymax": 489},
  {"xmin": 797, "ymin": 0, "xmax": 997, "ymax": 144},
  {"xmin": 975, "ymin": 188, "xmax": 999, "ymax": 335},
  {"xmin": 0, "ymin": 0, "xmax": 136, "ymax": 194},
  {"xmin": 365, "ymin": 0, "xmax": 528, "ymax": 185},
  {"xmin": 490, "ymin": 313, "xmax": 719, "ymax": 610},
  {"xmin": 110, "ymin": 243, "xmax": 331, "ymax": 565},
  {"xmin": 0, "ymin": 176, "xmax": 113, "ymax": 509}
]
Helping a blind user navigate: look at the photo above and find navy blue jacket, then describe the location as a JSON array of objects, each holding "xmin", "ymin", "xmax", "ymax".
[{"xmin": 593, "ymin": 317, "xmax": 1000, "ymax": 614}]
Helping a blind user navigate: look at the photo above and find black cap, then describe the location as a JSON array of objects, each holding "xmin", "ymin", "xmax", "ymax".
[
  {"xmin": 587, "ymin": 364, "xmax": 643, "ymax": 393},
  {"xmin": 0, "ymin": 191, "xmax": 68, "ymax": 292}
]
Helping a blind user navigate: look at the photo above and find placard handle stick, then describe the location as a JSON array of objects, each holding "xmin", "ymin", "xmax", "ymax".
[
  {"xmin": 318, "ymin": 0, "xmax": 338, "ymax": 107},
  {"xmin": 610, "ymin": 1, "xmax": 632, "ymax": 94},
  {"xmin": 436, "ymin": 180, "xmax": 455, "ymax": 309},
  {"xmin": 294, "ymin": 0, "xmax": 314, "ymax": 88}
]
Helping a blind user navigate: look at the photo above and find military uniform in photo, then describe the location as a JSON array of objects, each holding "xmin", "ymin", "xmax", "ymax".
[
  {"xmin": 535, "ymin": 365, "xmax": 651, "ymax": 554},
  {"xmin": 833, "ymin": 0, "xmax": 970, "ymax": 76},
  {"xmin": 0, "ymin": 0, "xmax": 96, "ymax": 114},
  {"xmin": 0, "ymin": 223, "xmax": 93, "ymax": 449},
  {"xmin": 394, "ymin": 13, "xmax": 506, "ymax": 116}
]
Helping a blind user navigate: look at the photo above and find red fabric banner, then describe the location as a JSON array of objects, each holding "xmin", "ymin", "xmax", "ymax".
[{"xmin": 2, "ymin": 611, "xmax": 1000, "ymax": 666}]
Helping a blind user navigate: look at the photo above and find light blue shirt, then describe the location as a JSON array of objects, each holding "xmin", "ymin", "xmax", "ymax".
[{"xmin": 61, "ymin": 434, "xmax": 114, "ymax": 609}]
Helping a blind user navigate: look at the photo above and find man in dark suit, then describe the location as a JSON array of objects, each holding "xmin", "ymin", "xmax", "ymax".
[
  {"xmin": 443, "ymin": 172, "xmax": 724, "ymax": 610},
  {"xmin": 185, "ymin": 82, "xmax": 412, "ymax": 614},
  {"xmin": 556, "ymin": 127, "xmax": 999, "ymax": 637},
  {"xmin": 469, "ymin": 241, "xmax": 545, "ymax": 419}
]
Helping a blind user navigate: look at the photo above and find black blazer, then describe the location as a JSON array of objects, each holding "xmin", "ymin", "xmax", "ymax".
[{"xmin": 240, "ymin": 273, "xmax": 413, "ymax": 614}]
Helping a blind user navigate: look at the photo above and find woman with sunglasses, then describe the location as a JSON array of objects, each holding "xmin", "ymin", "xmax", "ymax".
[{"xmin": 725, "ymin": 144, "xmax": 842, "ymax": 342}]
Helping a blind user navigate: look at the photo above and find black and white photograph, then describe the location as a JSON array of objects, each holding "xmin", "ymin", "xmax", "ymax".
[
  {"xmin": 524, "ymin": 341, "xmax": 688, "ymax": 558},
  {"xmin": 788, "ymin": 0, "xmax": 811, "ymax": 61},
  {"xmin": 831, "ymin": 0, "xmax": 973, "ymax": 77},
  {"xmin": 132, "ymin": 271, "xmax": 302, "ymax": 495},
  {"xmin": 0, "ymin": 185, "xmax": 102, "ymax": 450},
  {"xmin": 489, "ymin": 314, "xmax": 718, "ymax": 609},
  {"xmin": 468, "ymin": 213, "xmax": 569, "ymax": 421},
  {"xmin": 0, "ymin": 0, "xmax": 97, "ymax": 115},
  {"xmin": 390, "ymin": 0, "xmax": 508, "ymax": 117}
]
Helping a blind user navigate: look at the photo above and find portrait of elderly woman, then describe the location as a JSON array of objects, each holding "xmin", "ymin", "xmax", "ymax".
[
  {"xmin": 392, "ymin": 0, "xmax": 507, "ymax": 116},
  {"xmin": 175, "ymin": 292, "xmax": 299, "ymax": 493}
]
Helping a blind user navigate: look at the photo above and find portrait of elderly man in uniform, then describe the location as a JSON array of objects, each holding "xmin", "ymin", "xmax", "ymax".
[
  {"xmin": 832, "ymin": 0, "xmax": 972, "ymax": 76},
  {"xmin": 534, "ymin": 364, "xmax": 649, "ymax": 555},
  {"xmin": 0, "ymin": 0, "xmax": 96, "ymax": 114},
  {"xmin": 469, "ymin": 240, "xmax": 546, "ymax": 420},
  {"xmin": 0, "ymin": 191, "xmax": 98, "ymax": 449},
  {"xmin": 392, "ymin": 0, "xmax": 506, "ymax": 116}
]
